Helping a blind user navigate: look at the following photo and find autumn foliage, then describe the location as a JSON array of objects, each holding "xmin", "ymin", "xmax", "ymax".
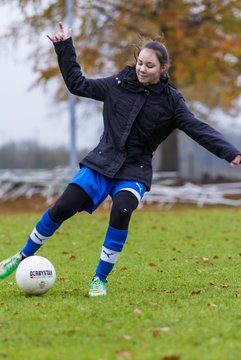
[{"xmin": 2, "ymin": 0, "xmax": 241, "ymax": 110}]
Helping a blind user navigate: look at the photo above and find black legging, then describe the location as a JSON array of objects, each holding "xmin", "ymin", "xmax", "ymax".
[
  {"xmin": 109, "ymin": 190, "xmax": 138, "ymax": 229},
  {"xmin": 49, "ymin": 184, "xmax": 91, "ymax": 223},
  {"xmin": 49, "ymin": 184, "xmax": 138, "ymax": 229}
]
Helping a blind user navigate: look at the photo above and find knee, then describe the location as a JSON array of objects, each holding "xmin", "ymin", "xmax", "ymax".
[
  {"xmin": 114, "ymin": 203, "xmax": 132, "ymax": 219},
  {"xmin": 110, "ymin": 204, "xmax": 133, "ymax": 229}
]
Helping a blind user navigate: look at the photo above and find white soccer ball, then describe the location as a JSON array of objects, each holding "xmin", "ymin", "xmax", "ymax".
[{"xmin": 15, "ymin": 256, "xmax": 56, "ymax": 295}]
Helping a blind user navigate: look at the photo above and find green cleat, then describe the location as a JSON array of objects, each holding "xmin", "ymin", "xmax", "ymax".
[
  {"xmin": 89, "ymin": 277, "xmax": 107, "ymax": 297},
  {"xmin": 0, "ymin": 253, "xmax": 22, "ymax": 279}
]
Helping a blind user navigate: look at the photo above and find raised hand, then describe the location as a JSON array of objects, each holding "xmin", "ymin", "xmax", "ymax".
[{"xmin": 47, "ymin": 22, "xmax": 72, "ymax": 43}]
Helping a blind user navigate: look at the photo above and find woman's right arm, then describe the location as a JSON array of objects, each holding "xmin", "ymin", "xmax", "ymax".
[{"xmin": 47, "ymin": 23, "xmax": 111, "ymax": 101}]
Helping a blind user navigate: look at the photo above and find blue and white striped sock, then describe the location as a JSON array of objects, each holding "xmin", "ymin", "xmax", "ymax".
[
  {"xmin": 21, "ymin": 210, "xmax": 61, "ymax": 257},
  {"xmin": 94, "ymin": 225, "xmax": 128, "ymax": 282}
]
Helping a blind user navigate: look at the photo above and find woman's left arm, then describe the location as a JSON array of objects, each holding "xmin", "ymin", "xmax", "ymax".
[{"xmin": 174, "ymin": 97, "xmax": 241, "ymax": 165}]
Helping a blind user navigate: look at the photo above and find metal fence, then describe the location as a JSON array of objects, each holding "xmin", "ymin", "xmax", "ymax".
[{"xmin": 1, "ymin": 168, "xmax": 241, "ymax": 208}]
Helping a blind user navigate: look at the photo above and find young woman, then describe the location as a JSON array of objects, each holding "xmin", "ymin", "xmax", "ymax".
[{"xmin": 1, "ymin": 23, "xmax": 240, "ymax": 296}]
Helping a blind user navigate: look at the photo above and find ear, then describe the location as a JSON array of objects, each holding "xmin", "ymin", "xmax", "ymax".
[{"xmin": 160, "ymin": 64, "xmax": 168, "ymax": 73}]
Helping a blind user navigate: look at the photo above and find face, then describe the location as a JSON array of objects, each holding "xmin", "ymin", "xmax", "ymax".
[{"xmin": 136, "ymin": 48, "xmax": 167, "ymax": 85}]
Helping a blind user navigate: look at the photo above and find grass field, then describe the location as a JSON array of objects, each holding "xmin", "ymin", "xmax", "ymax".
[{"xmin": 0, "ymin": 206, "xmax": 241, "ymax": 360}]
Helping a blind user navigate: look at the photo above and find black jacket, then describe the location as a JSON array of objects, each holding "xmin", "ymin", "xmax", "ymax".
[{"xmin": 54, "ymin": 38, "xmax": 240, "ymax": 191}]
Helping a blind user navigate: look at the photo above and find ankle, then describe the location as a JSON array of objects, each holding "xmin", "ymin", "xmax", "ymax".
[{"xmin": 20, "ymin": 252, "xmax": 26, "ymax": 260}]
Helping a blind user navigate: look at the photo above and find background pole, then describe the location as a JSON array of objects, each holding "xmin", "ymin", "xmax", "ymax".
[{"xmin": 66, "ymin": 0, "xmax": 78, "ymax": 169}]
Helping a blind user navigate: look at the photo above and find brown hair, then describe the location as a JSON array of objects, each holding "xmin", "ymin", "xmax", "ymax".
[{"xmin": 134, "ymin": 36, "xmax": 170, "ymax": 81}]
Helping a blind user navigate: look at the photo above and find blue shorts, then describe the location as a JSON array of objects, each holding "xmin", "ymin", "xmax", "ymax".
[{"xmin": 69, "ymin": 166, "xmax": 146, "ymax": 214}]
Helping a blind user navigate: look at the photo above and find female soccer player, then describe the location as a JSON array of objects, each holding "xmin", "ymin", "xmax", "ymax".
[{"xmin": 1, "ymin": 23, "xmax": 241, "ymax": 296}]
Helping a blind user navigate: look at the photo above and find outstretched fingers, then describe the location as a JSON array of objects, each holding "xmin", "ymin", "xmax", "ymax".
[
  {"xmin": 59, "ymin": 22, "xmax": 64, "ymax": 30},
  {"xmin": 46, "ymin": 34, "xmax": 56, "ymax": 42},
  {"xmin": 47, "ymin": 22, "xmax": 72, "ymax": 43}
]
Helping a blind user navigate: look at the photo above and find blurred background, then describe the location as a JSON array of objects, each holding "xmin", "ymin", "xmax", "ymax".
[{"xmin": 1, "ymin": 0, "xmax": 241, "ymax": 206}]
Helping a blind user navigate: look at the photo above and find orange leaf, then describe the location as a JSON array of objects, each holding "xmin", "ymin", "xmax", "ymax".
[
  {"xmin": 36, "ymin": 303, "xmax": 44, "ymax": 307},
  {"xmin": 191, "ymin": 290, "xmax": 201, "ymax": 295},
  {"xmin": 120, "ymin": 266, "xmax": 128, "ymax": 271}
]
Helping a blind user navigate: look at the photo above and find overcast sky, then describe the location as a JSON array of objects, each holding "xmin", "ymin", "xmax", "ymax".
[
  {"xmin": 1, "ymin": 3, "xmax": 241, "ymax": 151},
  {"xmin": 0, "ymin": 48, "xmax": 103, "ymax": 149},
  {"xmin": 0, "ymin": 4, "xmax": 103, "ymax": 150}
]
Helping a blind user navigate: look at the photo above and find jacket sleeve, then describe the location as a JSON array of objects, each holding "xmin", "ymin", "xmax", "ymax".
[
  {"xmin": 54, "ymin": 38, "xmax": 112, "ymax": 101},
  {"xmin": 173, "ymin": 97, "xmax": 241, "ymax": 162}
]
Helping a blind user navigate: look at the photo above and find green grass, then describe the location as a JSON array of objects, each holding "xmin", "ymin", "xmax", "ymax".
[{"xmin": 0, "ymin": 207, "xmax": 241, "ymax": 360}]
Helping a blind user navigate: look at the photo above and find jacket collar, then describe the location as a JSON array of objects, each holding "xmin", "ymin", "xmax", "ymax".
[
  {"xmin": 121, "ymin": 66, "xmax": 168, "ymax": 94},
  {"xmin": 145, "ymin": 80, "xmax": 168, "ymax": 93}
]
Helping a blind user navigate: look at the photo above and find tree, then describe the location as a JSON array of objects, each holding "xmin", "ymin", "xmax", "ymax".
[
  {"xmin": 1, "ymin": 0, "xmax": 241, "ymax": 169},
  {"xmin": 2, "ymin": 0, "xmax": 240, "ymax": 108}
]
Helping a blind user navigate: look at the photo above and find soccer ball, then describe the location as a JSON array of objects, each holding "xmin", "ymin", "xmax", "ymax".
[{"xmin": 15, "ymin": 256, "xmax": 56, "ymax": 295}]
